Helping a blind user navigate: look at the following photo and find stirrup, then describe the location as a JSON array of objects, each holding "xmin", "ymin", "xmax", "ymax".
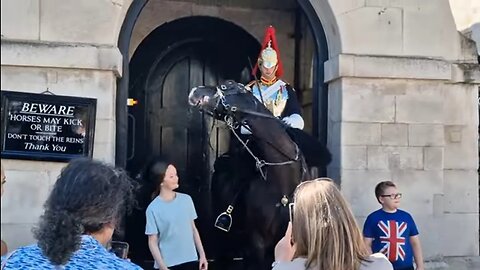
[{"xmin": 214, "ymin": 205, "xmax": 234, "ymax": 232}]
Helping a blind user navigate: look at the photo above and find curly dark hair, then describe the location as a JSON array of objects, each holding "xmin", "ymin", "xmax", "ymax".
[{"xmin": 33, "ymin": 158, "xmax": 135, "ymax": 265}]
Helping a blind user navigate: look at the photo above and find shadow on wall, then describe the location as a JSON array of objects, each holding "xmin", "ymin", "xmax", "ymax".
[
  {"xmin": 476, "ymin": 22, "xmax": 480, "ymax": 258},
  {"xmin": 460, "ymin": 22, "xmax": 480, "ymax": 60},
  {"xmin": 470, "ymin": 23, "xmax": 480, "ymax": 59}
]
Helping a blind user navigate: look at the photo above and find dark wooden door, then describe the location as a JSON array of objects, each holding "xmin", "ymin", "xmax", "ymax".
[
  {"xmin": 146, "ymin": 42, "xmax": 233, "ymax": 192},
  {"xmin": 123, "ymin": 17, "xmax": 261, "ymax": 267},
  {"xmin": 125, "ymin": 41, "xmax": 233, "ymax": 266}
]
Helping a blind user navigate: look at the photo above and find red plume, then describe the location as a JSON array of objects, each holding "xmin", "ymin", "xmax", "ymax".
[{"xmin": 252, "ymin": 25, "xmax": 284, "ymax": 77}]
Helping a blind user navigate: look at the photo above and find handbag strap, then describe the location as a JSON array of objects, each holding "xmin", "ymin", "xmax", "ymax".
[{"xmin": 1, "ymin": 249, "xmax": 18, "ymax": 270}]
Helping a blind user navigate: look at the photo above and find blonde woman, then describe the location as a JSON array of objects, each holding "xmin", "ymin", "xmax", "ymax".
[{"xmin": 273, "ymin": 178, "xmax": 392, "ymax": 270}]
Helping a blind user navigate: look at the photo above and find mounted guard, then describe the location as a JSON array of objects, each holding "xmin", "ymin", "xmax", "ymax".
[
  {"xmin": 186, "ymin": 26, "xmax": 331, "ymax": 270},
  {"xmin": 188, "ymin": 79, "xmax": 331, "ymax": 270},
  {"xmin": 244, "ymin": 25, "xmax": 304, "ymax": 133}
]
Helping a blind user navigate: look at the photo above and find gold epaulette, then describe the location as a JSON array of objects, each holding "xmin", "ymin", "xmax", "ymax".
[
  {"xmin": 279, "ymin": 79, "xmax": 291, "ymax": 86},
  {"xmin": 281, "ymin": 80, "xmax": 295, "ymax": 92}
]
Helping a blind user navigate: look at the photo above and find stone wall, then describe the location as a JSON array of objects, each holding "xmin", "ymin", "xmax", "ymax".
[
  {"xmin": 322, "ymin": 0, "xmax": 479, "ymax": 260},
  {"xmin": 449, "ymin": 0, "xmax": 480, "ymax": 54},
  {"xmin": 136, "ymin": 0, "xmax": 480, "ymax": 260},
  {"xmin": 130, "ymin": 0, "xmax": 320, "ymax": 131},
  {"xmin": 0, "ymin": 0, "xmax": 125, "ymax": 249},
  {"xmin": 449, "ymin": 0, "xmax": 480, "ymax": 31},
  {"xmin": 130, "ymin": 0, "xmax": 297, "ymax": 83},
  {"xmin": 325, "ymin": 53, "xmax": 479, "ymax": 258}
]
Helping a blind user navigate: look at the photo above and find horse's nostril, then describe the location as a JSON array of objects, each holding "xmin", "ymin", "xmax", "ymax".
[{"xmin": 202, "ymin": 96, "xmax": 210, "ymax": 103}]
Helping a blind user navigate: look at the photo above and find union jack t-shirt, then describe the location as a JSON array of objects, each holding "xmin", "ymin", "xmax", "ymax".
[{"xmin": 363, "ymin": 209, "xmax": 419, "ymax": 269}]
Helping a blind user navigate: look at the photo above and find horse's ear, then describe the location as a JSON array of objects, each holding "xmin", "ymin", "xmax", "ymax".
[
  {"xmin": 245, "ymin": 80, "xmax": 255, "ymax": 91},
  {"xmin": 236, "ymin": 83, "xmax": 248, "ymax": 94},
  {"xmin": 223, "ymin": 79, "xmax": 236, "ymax": 86},
  {"xmin": 218, "ymin": 80, "xmax": 235, "ymax": 91}
]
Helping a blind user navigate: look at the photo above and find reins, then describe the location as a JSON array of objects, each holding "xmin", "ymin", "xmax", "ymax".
[{"xmin": 212, "ymin": 86, "xmax": 301, "ymax": 181}]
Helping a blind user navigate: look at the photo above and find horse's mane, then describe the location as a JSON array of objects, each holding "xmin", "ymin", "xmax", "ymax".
[
  {"xmin": 230, "ymin": 82, "xmax": 331, "ymax": 168},
  {"xmin": 286, "ymin": 128, "xmax": 332, "ymax": 168}
]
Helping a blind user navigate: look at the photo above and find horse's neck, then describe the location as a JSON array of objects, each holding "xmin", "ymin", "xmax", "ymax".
[
  {"xmin": 246, "ymin": 118, "xmax": 297, "ymax": 161},
  {"xmin": 247, "ymin": 117, "xmax": 303, "ymax": 198}
]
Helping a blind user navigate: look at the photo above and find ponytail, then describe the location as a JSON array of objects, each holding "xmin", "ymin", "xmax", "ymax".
[
  {"xmin": 152, "ymin": 186, "xmax": 161, "ymax": 200},
  {"xmin": 34, "ymin": 210, "xmax": 83, "ymax": 265},
  {"xmin": 143, "ymin": 156, "xmax": 170, "ymax": 201},
  {"xmin": 32, "ymin": 159, "xmax": 135, "ymax": 266}
]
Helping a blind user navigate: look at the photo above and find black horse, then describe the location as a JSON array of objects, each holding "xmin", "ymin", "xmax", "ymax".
[{"xmin": 188, "ymin": 80, "xmax": 331, "ymax": 269}]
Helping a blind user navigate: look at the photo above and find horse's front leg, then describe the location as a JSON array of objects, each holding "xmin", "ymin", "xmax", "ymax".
[{"xmin": 244, "ymin": 232, "xmax": 272, "ymax": 270}]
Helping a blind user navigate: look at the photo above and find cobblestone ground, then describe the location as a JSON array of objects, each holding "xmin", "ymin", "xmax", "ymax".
[
  {"xmin": 138, "ymin": 257, "xmax": 480, "ymax": 270},
  {"xmin": 140, "ymin": 260, "xmax": 245, "ymax": 270},
  {"xmin": 426, "ymin": 256, "xmax": 480, "ymax": 270}
]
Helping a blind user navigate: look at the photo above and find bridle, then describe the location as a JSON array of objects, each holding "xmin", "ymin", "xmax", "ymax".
[
  {"xmin": 209, "ymin": 82, "xmax": 301, "ymax": 181},
  {"xmin": 197, "ymin": 83, "xmax": 307, "ymax": 230}
]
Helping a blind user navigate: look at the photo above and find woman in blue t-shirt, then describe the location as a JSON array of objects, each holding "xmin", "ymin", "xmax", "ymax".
[{"xmin": 145, "ymin": 157, "xmax": 208, "ymax": 270}]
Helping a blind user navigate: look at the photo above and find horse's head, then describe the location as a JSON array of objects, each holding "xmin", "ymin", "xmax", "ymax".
[{"xmin": 188, "ymin": 80, "xmax": 268, "ymax": 125}]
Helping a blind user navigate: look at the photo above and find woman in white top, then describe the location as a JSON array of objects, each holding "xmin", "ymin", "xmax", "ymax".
[{"xmin": 273, "ymin": 178, "xmax": 393, "ymax": 270}]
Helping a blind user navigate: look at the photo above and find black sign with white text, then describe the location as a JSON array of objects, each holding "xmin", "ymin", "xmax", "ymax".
[{"xmin": 1, "ymin": 91, "xmax": 97, "ymax": 162}]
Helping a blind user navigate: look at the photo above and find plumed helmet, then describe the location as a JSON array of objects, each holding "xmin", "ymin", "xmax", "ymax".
[
  {"xmin": 259, "ymin": 41, "xmax": 278, "ymax": 69},
  {"xmin": 252, "ymin": 25, "xmax": 284, "ymax": 77}
]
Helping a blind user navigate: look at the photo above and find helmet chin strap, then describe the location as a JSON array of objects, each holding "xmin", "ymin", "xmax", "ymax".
[
  {"xmin": 259, "ymin": 65, "xmax": 278, "ymax": 86},
  {"xmin": 260, "ymin": 75, "xmax": 277, "ymax": 86}
]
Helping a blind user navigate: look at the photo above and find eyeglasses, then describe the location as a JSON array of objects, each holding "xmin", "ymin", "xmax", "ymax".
[{"xmin": 380, "ymin": 193, "xmax": 402, "ymax": 199}]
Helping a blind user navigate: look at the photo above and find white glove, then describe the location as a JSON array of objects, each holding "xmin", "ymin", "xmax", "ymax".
[
  {"xmin": 240, "ymin": 125, "xmax": 252, "ymax": 135},
  {"xmin": 282, "ymin": 114, "xmax": 304, "ymax": 130}
]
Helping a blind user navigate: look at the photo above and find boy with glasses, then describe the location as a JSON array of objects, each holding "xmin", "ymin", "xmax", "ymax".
[{"xmin": 363, "ymin": 181, "xmax": 424, "ymax": 270}]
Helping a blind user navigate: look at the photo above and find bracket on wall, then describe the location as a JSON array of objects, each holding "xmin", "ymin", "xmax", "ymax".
[{"xmin": 40, "ymin": 88, "xmax": 55, "ymax": 95}]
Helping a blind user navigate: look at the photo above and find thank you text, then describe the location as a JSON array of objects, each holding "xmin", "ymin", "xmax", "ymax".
[{"xmin": 1, "ymin": 91, "xmax": 97, "ymax": 161}]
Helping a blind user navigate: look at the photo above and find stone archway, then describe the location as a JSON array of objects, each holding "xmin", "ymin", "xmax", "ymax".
[
  {"xmin": 124, "ymin": 17, "xmax": 261, "ymax": 266},
  {"xmin": 115, "ymin": 0, "xmax": 480, "ymax": 263},
  {"xmin": 116, "ymin": 1, "xmax": 337, "ymax": 267},
  {"xmin": 115, "ymin": 0, "xmax": 338, "ymax": 168}
]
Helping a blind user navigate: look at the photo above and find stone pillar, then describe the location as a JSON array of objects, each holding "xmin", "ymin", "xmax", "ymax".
[
  {"xmin": 325, "ymin": 53, "xmax": 479, "ymax": 258},
  {"xmin": 0, "ymin": 0, "xmax": 127, "ymax": 250}
]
